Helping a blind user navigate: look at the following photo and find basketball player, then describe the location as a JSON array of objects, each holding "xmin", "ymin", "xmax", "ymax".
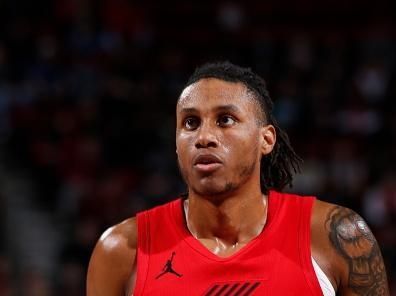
[{"xmin": 87, "ymin": 62, "xmax": 390, "ymax": 295}]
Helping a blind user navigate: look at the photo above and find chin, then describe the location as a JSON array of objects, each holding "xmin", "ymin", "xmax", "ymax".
[{"xmin": 191, "ymin": 180, "xmax": 237, "ymax": 197}]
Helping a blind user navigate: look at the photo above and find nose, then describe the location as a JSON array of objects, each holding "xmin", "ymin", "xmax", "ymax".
[{"xmin": 195, "ymin": 122, "xmax": 218, "ymax": 149}]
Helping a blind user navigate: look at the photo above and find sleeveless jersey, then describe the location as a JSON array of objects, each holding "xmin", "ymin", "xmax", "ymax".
[{"xmin": 133, "ymin": 190, "xmax": 324, "ymax": 295}]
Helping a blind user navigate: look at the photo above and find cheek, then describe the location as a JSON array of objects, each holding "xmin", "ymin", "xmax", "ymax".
[
  {"xmin": 223, "ymin": 130, "xmax": 260, "ymax": 158},
  {"xmin": 176, "ymin": 134, "xmax": 192, "ymax": 164}
]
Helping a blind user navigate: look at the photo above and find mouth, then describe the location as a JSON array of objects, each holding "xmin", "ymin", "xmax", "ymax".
[{"xmin": 193, "ymin": 154, "xmax": 223, "ymax": 173}]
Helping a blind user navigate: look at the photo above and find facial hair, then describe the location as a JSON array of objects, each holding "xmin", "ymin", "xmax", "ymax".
[{"xmin": 177, "ymin": 146, "xmax": 259, "ymax": 197}]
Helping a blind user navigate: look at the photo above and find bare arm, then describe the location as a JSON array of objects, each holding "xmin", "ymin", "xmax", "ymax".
[
  {"xmin": 312, "ymin": 199, "xmax": 389, "ymax": 295},
  {"xmin": 325, "ymin": 206, "xmax": 389, "ymax": 295},
  {"xmin": 87, "ymin": 217, "xmax": 137, "ymax": 296}
]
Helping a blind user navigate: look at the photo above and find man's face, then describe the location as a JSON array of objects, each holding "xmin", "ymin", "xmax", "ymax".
[{"xmin": 176, "ymin": 78, "xmax": 274, "ymax": 197}]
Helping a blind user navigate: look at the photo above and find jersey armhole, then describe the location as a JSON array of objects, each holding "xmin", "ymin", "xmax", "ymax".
[
  {"xmin": 312, "ymin": 257, "xmax": 336, "ymax": 296},
  {"xmin": 132, "ymin": 211, "xmax": 150, "ymax": 296},
  {"xmin": 298, "ymin": 196, "xmax": 325, "ymax": 296}
]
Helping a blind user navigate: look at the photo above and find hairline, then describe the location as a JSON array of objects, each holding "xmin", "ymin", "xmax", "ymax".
[{"xmin": 178, "ymin": 77, "xmax": 267, "ymax": 126}]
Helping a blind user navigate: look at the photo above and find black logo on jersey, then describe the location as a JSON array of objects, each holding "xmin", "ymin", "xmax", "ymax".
[
  {"xmin": 203, "ymin": 281, "xmax": 261, "ymax": 296},
  {"xmin": 156, "ymin": 252, "xmax": 183, "ymax": 279}
]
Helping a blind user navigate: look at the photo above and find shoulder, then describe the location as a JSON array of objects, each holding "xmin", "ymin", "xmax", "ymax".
[
  {"xmin": 311, "ymin": 199, "xmax": 389, "ymax": 295},
  {"xmin": 96, "ymin": 217, "xmax": 138, "ymax": 261},
  {"xmin": 87, "ymin": 217, "xmax": 137, "ymax": 296}
]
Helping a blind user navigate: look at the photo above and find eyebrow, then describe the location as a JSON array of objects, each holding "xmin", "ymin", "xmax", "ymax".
[
  {"xmin": 180, "ymin": 104, "xmax": 241, "ymax": 115},
  {"xmin": 214, "ymin": 104, "xmax": 241, "ymax": 114}
]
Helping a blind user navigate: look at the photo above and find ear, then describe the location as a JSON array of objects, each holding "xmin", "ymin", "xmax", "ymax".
[{"xmin": 260, "ymin": 125, "xmax": 276, "ymax": 156}]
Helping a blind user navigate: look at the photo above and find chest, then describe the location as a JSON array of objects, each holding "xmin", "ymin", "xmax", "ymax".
[
  {"xmin": 137, "ymin": 240, "xmax": 318, "ymax": 295},
  {"xmin": 133, "ymin": 194, "xmax": 322, "ymax": 295}
]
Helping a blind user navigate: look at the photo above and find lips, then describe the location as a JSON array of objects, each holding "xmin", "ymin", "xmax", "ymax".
[
  {"xmin": 193, "ymin": 154, "xmax": 222, "ymax": 165},
  {"xmin": 193, "ymin": 154, "xmax": 223, "ymax": 173}
]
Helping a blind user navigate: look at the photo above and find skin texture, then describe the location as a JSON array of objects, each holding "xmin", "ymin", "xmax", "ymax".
[{"xmin": 86, "ymin": 78, "xmax": 389, "ymax": 295}]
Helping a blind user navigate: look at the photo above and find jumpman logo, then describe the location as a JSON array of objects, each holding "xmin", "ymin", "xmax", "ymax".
[{"xmin": 155, "ymin": 252, "xmax": 183, "ymax": 279}]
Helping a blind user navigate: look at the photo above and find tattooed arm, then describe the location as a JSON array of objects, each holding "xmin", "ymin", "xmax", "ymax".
[{"xmin": 311, "ymin": 201, "xmax": 390, "ymax": 296}]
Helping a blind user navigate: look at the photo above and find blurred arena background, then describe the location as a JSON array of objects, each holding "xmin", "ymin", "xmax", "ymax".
[{"xmin": 0, "ymin": 0, "xmax": 395, "ymax": 295}]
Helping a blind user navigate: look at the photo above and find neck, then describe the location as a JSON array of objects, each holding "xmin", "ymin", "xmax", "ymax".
[{"xmin": 184, "ymin": 187, "xmax": 268, "ymax": 247}]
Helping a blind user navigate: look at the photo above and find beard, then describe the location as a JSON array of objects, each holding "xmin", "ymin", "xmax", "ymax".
[{"xmin": 177, "ymin": 152, "xmax": 258, "ymax": 198}]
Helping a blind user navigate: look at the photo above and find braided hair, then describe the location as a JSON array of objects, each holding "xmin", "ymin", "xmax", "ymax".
[{"xmin": 182, "ymin": 61, "xmax": 302, "ymax": 193}]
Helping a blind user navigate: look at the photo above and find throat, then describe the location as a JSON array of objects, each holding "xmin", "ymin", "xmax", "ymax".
[{"xmin": 183, "ymin": 195, "xmax": 268, "ymax": 257}]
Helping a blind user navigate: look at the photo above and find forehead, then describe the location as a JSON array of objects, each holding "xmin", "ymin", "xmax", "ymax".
[{"xmin": 177, "ymin": 78, "xmax": 257, "ymax": 113}]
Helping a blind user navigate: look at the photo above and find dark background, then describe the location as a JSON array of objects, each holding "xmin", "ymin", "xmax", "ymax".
[{"xmin": 0, "ymin": 0, "xmax": 395, "ymax": 295}]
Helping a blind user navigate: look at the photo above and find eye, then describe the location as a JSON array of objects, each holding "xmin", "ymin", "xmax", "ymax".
[
  {"xmin": 184, "ymin": 117, "xmax": 200, "ymax": 130},
  {"xmin": 217, "ymin": 115, "xmax": 236, "ymax": 127}
]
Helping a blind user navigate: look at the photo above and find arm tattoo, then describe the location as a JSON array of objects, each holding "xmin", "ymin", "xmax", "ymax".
[{"xmin": 326, "ymin": 206, "xmax": 389, "ymax": 295}]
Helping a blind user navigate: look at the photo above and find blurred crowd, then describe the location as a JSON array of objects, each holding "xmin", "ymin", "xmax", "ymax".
[{"xmin": 0, "ymin": 0, "xmax": 395, "ymax": 295}]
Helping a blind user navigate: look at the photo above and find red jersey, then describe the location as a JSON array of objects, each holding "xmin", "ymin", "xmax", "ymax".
[{"xmin": 133, "ymin": 190, "xmax": 323, "ymax": 295}]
